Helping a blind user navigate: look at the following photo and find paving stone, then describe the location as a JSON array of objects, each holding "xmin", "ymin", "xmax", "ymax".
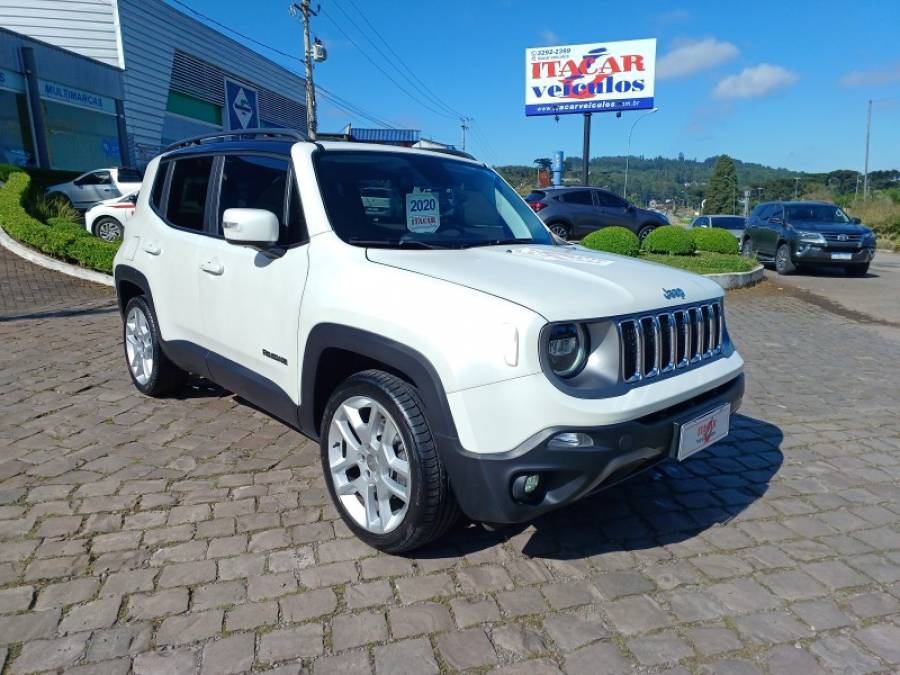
[
  {"xmin": 790, "ymin": 599, "xmax": 852, "ymax": 630},
  {"xmin": 757, "ymin": 570, "xmax": 828, "ymax": 601},
  {"xmin": 543, "ymin": 611, "xmax": 609, "ymax": 651},
  {"xmin": 332, "ymin": 610, "xmax": 389, "ymax": 651},
  {"xmin": 395, "ymin": 573, "xmax": 454, "ymax": 604},
  {"xmin": 59, "ymin": 596, "xmax": 121, "ymax": 634},
  {"xmin": 346, "ymin": 579, "xmax": 394, "ymax": 609},
  {"xmin": 733, "ymin": 611, "xmax": 814, "ymax": 644},
  {"xmin": 84, "ymin": 624, "xmax": 152, "ymax": 663},
  {"xmin": 0, "ymin": 586, "xmax": 33, "ymax": 614},
  {"xmin": 450, "ymin": 596, "xmax": 501, "ymax": 627},
  {"xmin": 763, "ymin": 644, "xmax": 827, "ymax": 675},
  {"xmin": 0, "ymin": 610, "xmax": 61, "ymax": 645},
  {"xmin": 374, "ymin": 637, "xmax": 438, "ymax": 675},
  {"xmin": 592, "ymin": 570, "xmax": 655, "ymax": 599},
  {"xmin": 156, "ymin": 609, "xmax": 223, "ymax": 645},
  {"xmin": 809, "ymin": 635, "xmax": 884, "ymax": 674},
  {"xmin": 846, "ymin": 591, "xmax": 900, "ymax": 619},
  {"xmin": 627, "ymin": 631, "xmax": 694, "ymax": 666},
  {"xmin": 804, "ymin": 560, "xmax": 870, "ymax": 591},
  {"xmin": 192, "ymin": 580, "xmax": 246, "ymax": 610},
  {"xmin": 313, "ymin": 649, "xmax": 373, "ymax": 675},
  {"xmin": 388, "ymin": 602, "xmax": 452, "ymax": 638},
  {"xmin": 437, "ymin": 628, "xmax": 498, "ymax": 671},
  {"xmin": 128, "ymin": 588, "xmax": 189, "ymax": 620},
  {"xmin": 133, "ymin": 649, "xmax": 196, "ymax": 675},
  {"xmin": 99, "ymin": 569, "xmax": 157, "ymax": 596},
  {"xmin": 202, "ymin": 633, "xmax": 255, "ymax": 674},
  {"xmin": 218, "ymin": 553, "xmax": 266, "ymax": 580},
  {"xmin": 158, "ymin": 561, "xmax": 217, "ymax": 588},
  {"xmin": 496, "ymin": 588, "xmax": 548, "ymax": 617},
  {"xmin": 602, "ymin": 595, "xmax": 671, "ymax": 635},
  {"xmin": 491, "ymin": 622, "xmax": 548, "ymax": 657},
  {"xmin": 540, "ymin": 579, "xmax": 600, "ymax": 610},
  {"xmin": 708, "ymin": 579, "xmax": 781, "ymax": 613},
  {"xmin": 226, "ymin": 600, "xmax": 277, "ymax": 631},
  {"xmin": 9, "ymin": 635, "xmax": 87, "ymax": 673},
  {"xmin": 564, "ymin": 641, "xmax": 632, "ymax": 675},
  {"xmin": 854, "ymin": 623, "xmax": 900, "ymax": 664},
  {"xmin": 688, "ymin": 627, "xmax": 743, "ymax": 656},
  {"xmin": 665, "ymin": 589, "xmax": 729, "ymax": 622},
  {"xmin": 280, "ymin": 588, "xmax": 336, "ymax": 622},
  {"xmin": 258, "ymin": 624, "xmax": 323, "ymax": 662}
]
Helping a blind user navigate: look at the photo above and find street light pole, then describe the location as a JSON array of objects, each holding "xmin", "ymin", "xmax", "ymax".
[
  {"xmin": 623, "ymin": 107, "xmax": 658, "ymax": 199},
  {"xmin": 863, "ymin": 99, "xmax": 872, "ymax": 201}
]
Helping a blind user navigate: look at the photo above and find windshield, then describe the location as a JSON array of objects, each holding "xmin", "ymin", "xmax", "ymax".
[
  {"xmin": 713, "ymin": 217, "xmax": 745, "ymax": 229},
  {"xmin": 315, "ymin": 151, "xmax": 555, "ymax": 248},
  {"xmin": 785, "ymin": 204, "xmax": 850, "ymax": 223}
]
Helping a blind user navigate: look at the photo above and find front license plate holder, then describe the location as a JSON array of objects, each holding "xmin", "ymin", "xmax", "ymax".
[
  {"xmin": 674, "ymin": 403, "xmax": 731, "ymax": 461},
  {"xmin": 831, "ymin": 252, "xmax": 852, "ymax": 260}
]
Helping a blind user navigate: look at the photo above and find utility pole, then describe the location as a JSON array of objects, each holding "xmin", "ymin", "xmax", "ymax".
[
  {"xmin": 863, "ymin": 99, "xmax": 872, "ymax": 201},
  {"xmin": 793, "ymin": 177, "xmax": 800, "ymax": 200},
  {"xmin": 459, "ymin": 117, "xmax": 471, "ymax": 152},
  {"xmin": 581, "ymin": 113, "xmax": 591, "ymax": 187},
  {"xmin": 291, "ymin": 1, "xmax": 319, "ymax": 139},
  {"xmin": 855, "ymin": 174, "xmax": 861, "ymax": 202}
]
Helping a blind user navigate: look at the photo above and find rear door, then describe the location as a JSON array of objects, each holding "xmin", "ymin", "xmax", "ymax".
[
  {"xmin": 198, "ymin": 153, "xmax": 310, "ymax": 415},
  {"xmin": 559, "ymin": 189, "xmax": 601, "ymax": 235}
]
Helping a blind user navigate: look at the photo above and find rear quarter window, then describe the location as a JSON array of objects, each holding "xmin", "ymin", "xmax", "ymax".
[{"xmin": 150, "ymin": 162, "xmax": 168, "ymax": 212}]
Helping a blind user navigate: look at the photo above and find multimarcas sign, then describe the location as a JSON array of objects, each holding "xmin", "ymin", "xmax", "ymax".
[{"xmin": 524, "ymin": 38, "xmax": 656, "ymax": 116}]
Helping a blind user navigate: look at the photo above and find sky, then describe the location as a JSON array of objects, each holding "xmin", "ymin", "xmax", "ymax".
[{"xmin": 167, "ymin": 0, "xmax": 900, "ymax": 173}]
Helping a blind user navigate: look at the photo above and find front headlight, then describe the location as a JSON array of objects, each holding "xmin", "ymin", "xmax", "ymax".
[
  {"xmin": 546, "ymin": 323, "xmax": 588, "ymax": 378},
  {"xmin": 799, "ymin": 231, "xmax": 826, "ymax": 244}
]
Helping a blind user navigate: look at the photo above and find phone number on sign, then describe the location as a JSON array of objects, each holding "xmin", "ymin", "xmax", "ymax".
[{"xmin": 530, "ymin": 47, "xmax": 571, "ymax": 60}]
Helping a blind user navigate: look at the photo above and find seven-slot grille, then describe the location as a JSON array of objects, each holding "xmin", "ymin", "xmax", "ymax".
[{"xmin": 619, "ymin": 302, "xmax": 724, "ymax": 383}]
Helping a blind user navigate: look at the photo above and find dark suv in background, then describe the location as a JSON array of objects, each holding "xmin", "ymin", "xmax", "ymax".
[
  {"xmin": 526, "ymin": 187, "xmax": 668, "ymax": 241},
  {"xmin": 742, "ymin": 201, "xmax": 877, "ymax": 276}
]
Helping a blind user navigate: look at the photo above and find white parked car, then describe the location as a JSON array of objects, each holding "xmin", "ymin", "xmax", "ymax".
[
  {"xmin": 113, "ymin": 130, "xmax": 745, "ymax": 552},
  {"xmin": 47, "ymin": 167, "xmax": 142, "ymax": 210},
  {"xmin": 691, "ymin": 215, "xmax": 746, "ymax": 241},
  {"xmin": 85, "ymin": 191, "xmax": 138, "ymax": 241}
]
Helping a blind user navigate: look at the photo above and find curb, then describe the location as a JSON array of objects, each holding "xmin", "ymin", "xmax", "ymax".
[
  {"xmin": 704, "ymin": 264, "xmax": 764, "ymax": 290},
  {"xmin": 0, "ymin": 222, "xmax": 114, "ymax": 287}
]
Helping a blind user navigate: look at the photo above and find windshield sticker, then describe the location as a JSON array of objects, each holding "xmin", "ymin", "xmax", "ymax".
[
  {"xmin": 509, "ymin": 247, "xmax": 614, "ymax": 265},
  {"xmin": 406, "ymin": 189, "xmax": 440, "ymax": 233}
]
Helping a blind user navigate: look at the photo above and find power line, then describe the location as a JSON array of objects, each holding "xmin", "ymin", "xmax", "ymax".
[
  {"xmin": 318, "ymin": 6, "xmax": 459, "ymax": 121},
  {"xmin": 335, "ymin": 0, "xmax": 465, "ymax": 120},
  {"xmin": 165, "ymin": 0, "xmax": 399, "ymax": 130}
]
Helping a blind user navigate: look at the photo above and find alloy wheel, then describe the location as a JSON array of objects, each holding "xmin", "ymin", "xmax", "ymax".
[
  {"xmin": 96, "ymin": 219, "xmax": 123, "ymax": 242},
  {"xmin": 125, "ymin": 306, "xmax": 154, "ymax": 385},
  {"xmin": 327, "ymin": 396, "xmax": 411, "ymax": 534},
  {"xmin": 549, "ymin": 224, "xmax": 568, "ymax": 239}
]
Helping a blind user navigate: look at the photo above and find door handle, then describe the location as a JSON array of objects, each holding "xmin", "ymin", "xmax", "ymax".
[
  {"xmin": 201, "ymin": 259, "xmax": 224, "ymax": 276},
  {"xmin": 143, "ymin": 243, "xmax": 161, "ymax": 256}
]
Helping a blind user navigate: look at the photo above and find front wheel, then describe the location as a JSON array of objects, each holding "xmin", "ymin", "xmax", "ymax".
[
  {"xmin": 93, "ymin": 216, "xmax": 123, "ymax": 242},
  {"xmin": 320, "ymin": 370, "xmax": 459, "ymax": 553},
  {"xmin": 845, "ymin": 263, "xmax": 869, "ymax": 277},
  {"xmin": 741, "ymin": 238, "xmax": 754, "ymax": 257},
  {"xmin": 775, "ymin": 243, "xmax": 796, "ymax": 275}
]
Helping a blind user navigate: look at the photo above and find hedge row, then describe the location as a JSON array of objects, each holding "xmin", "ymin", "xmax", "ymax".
[
  {"xmin": 581, "ymin": 224, "xmax": 744, "ymax": 258},
  {"xmin": 581, "ymin": 226, "xmax": 640, "ymax": 256},
  {"xmin": 643, "ymin": 225, "xmax": 696, "ymax": 255},
  {"xmin": 690, "ymin": 227, "xmax": 740, "ymax": 254},
  {"xmin": 0, "ymin": 171, "xmax": 118, "ymax": 274}
]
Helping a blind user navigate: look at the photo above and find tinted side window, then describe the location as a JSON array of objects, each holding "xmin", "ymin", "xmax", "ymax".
[
  {"xmin": 561, "ymin": 190, "xmax": 593, "ymax": 205},
  {"xmin": 768, "ymin": 205, "xmax": 784, "ymax": 221},
  {"xmin": 596, "ymin": 191, "xmax": 627, "ymax": 208},
  {"xmin": 218, "ymin": 155, "xmax": 288, "ymax": 236},
  {"xmin": 694, "ymin": 217, "xmax": 709, "ymax": 227},
  {"xmin": 166, "ymin": 156, "xmax": 213, "ymax": 231},
  {"xmin": 150, "ymin": 162, "xmax": 168, "ymax": 212}
]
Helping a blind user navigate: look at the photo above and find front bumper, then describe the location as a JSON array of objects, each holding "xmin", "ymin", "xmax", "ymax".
[
  {"xmin": 441, "ymin": 374, "xmax": 744, "ymax": 524},
  {"xmin": 794, "ymin": 244, "xmax": 875, "ymax": 265}
]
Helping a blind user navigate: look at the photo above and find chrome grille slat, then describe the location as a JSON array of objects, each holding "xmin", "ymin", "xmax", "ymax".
[{"xmin": 618, "ymin": 301, "xmax": 725, "ymax": 383}]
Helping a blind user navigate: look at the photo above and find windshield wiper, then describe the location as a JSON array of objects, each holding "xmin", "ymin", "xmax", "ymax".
[{"xmin": 348, "ymin": 238, "xmax": 449, "ymax": 249}]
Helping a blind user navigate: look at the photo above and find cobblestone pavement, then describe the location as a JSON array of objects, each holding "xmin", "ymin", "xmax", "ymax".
[
  {"xmin": 1, "ymin": 273, "xmax": 900, "ymax": 674},
  {"xmin": 0, "ymin": 247, "xmax": 114, "ymax": 320}
]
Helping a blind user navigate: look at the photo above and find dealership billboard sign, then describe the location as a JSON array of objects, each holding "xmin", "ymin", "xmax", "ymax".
[{"xmin": 525, "ymin": 38, "xmax": 656, "ymax": 116}]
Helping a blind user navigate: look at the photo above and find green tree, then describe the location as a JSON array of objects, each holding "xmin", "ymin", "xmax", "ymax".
[{"xmin": 705, "ymin": 155, "xmax": 738, "ymax": 214}]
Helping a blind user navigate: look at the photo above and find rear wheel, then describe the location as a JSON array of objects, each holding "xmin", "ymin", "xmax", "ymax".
[
  {"xmin": 93, "ymin": 216, "xmax": 123, "ymax": 242},
  {"xmin": 775, "ymin": 243, "xmax": 796, "ymax": 275},
  {"xmin": 845, "ymin": 263, "xmax": 869, "ymax": 277},
  {"xmin": 320, "ymin": 370, "xmax": 459, "ymax": 553},
  {"xmin": 548, "ymin": 222, "xmax": 570, "ymax": 240},
  {"xmin": 123, "ymin": 296, "xmax": 187, "ymax": 396}
]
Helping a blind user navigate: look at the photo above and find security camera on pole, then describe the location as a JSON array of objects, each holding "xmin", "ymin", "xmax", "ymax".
[
  {"xmin": 524, "ymin": 39, "xmax": 657, "ymax": 187},
  {"xmin": 290, "ymin": 1, "xmax": 327, "ymax": 140}
]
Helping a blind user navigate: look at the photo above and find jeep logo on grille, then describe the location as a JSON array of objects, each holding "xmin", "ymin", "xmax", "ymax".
[
  {"xmin": 662, "ymin": 287, "xmax": 686, "ymax": 300},
  {"xmin": 837, "ymin": 234, "xmax": 848, "ymax": 241}
]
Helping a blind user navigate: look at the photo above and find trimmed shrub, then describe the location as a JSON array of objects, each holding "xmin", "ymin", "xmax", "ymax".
[
  {"xmin": 581, "ymin": 226, "xmax": 641, "ymax": 257},
  {"xmin": 0, "ymin": 171, "xmax": 118, "ymax": 274},
  {"xmin": 642, "ymin": 225, "xmax": 696, "ymax": 255},
  {"xmin": 691, "ymin": 227, "xmax": 739, "ymax": 254}
]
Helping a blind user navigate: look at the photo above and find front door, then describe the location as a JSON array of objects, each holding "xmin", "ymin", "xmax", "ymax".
[
  {"xmin": 199, "ymin": 154, "xmax": 310, "ymax": 418},
  {"xmin": 594, "ymin": 190, "xmax": 634, "ymax": 228},
  {"xmin": 560, "ymin": 189, "xmax": 603, "ymax": 235},
  {"xmin": 73, "ymin": 170, "xmax": 116, "ymax": 208}
]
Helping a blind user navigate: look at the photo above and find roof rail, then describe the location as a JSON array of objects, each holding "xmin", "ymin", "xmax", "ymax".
[{"xmin": 162, "ymin": 128, "xmax": 308, "ymax": 153}]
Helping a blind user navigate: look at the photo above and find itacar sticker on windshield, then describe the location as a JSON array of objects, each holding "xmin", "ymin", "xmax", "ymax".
[{"xmin": 405, "ymin": 188, "xmax": 440, "ymax": 233}]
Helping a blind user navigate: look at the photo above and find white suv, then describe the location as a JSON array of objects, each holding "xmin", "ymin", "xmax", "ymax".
[{"xmin": 114, "ymin": 130, "xmax": 744, "ymax": 552}]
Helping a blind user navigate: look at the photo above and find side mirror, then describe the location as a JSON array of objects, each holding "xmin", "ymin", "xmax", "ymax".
[
  {"xmin": 851, "ymin": 217, "xmax": 861, "ymax": 224},
  {"xmin": 222, "ymin": 208, "xmax": 279, "ymax": 247}
]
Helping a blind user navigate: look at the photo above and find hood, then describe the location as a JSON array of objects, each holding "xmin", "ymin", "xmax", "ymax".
[
  {"xmin": 638, "ymin": 207, "xmax": 668, "ymax": 223},
  {"xmin": 787, "ymin": 221, "xmax": 869, "ymax": 234},
  {"xmin": 367, "ymin": 244, "xmax": 722, "ymax": 322}
]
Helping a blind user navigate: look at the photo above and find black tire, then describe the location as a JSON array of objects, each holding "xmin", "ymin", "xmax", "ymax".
[
  {"xmin": 774, "ymin": 243, "xmax": 796, "ymax": 275},
  {"xmin": 845, "ymin": 263, "xmax": 869, "ymax": 277},
  {"xmin": 320, "ymin": 369, "xmax": 459, "ymax": 553},
  {"xmin": 122, "ymin": 296, "xmax": 187, "ymax": 397},
  {"xmin": 547, "ymin": 222, "xmax": 570, "ymax": 240},
  {"xmin": 741, "ymin": 237, "xmax": 754, "ymax": 257},
  {"xmin": 92, "ymin": 216, "xmax": 123, "ymax": 242},
  {"xmin": 637, "ymin": 224, "xmax": 655, "ymax": 241}
]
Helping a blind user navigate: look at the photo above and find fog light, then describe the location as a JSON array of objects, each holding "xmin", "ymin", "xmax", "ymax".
[
  {"xmin": 548, "ymin": 432, "xmax": 594, "ymax": 449},
  {"xmin": 523, "ymin": 474, "xmax": 541, "ymax": 494}
]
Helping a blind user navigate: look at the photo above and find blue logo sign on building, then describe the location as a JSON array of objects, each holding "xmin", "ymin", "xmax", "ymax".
[{"xmin": 224, "ymin": 78, "xmax": 259, "ymax": 130}]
